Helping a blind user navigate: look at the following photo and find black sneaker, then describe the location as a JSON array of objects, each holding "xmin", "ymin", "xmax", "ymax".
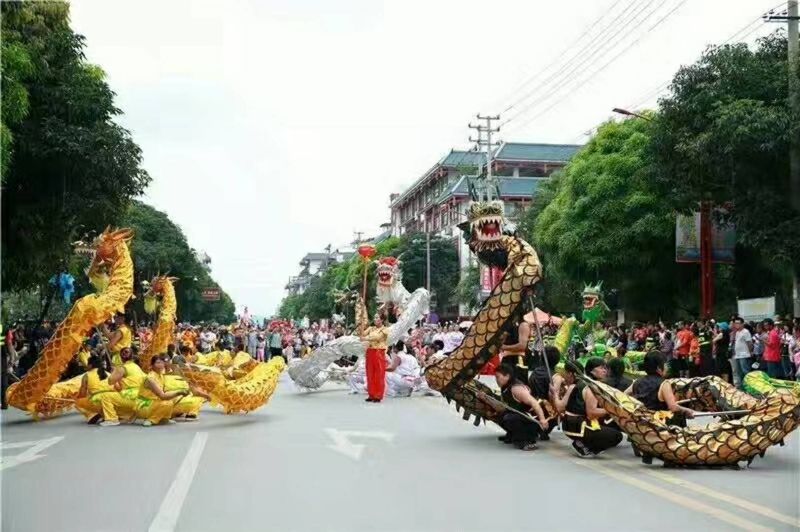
[
  {"xmin": 539, "ymin": 432, "xmax": 550, "ymax": 441},
  {"xmin": 498, "ymin": 435, "xmax": 510, "ymax": 443},
  {"xmin": 572, "ymin": 440, "xmax": 590, "ymax": 457},
  {"xmin": 365, "ymin": 398, "xmax": 375, "ymax": 402},
  {"xmin": 88, "ymin": 414, "xmax": 102, "ymax": 425},
  {"xmin": 517, "ymin": 442, "xmax": 538, "ymax": 451}
]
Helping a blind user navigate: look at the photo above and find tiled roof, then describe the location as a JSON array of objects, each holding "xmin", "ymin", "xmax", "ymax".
[
  {"xmin": 440, "ymin": 150, "xmax": 486, "ymax": 167},
  {"xmin": 494, "ymin": 142, "xmax": 582, "ymax": 162},
  {"xmin": 436, "ymin": 176, "xmax": 545, "ymax": 203}
]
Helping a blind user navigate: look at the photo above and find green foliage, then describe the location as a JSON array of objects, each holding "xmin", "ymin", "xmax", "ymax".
[
  {"xmin": 1, "ymin": 2, "xmax": 151, "ymax": 291},
  {"xmin": 652, "ymin": 32, "xmax": 799, "ymax": 272},
  {"xmin": 276, "ymin": 233, "xmax": 460, "ymax": 321},
  {"xmin": 531, "ymin": 118, "xmax": 692, "ymax": 319},
  {"xmin": 454, "ymin": 263, "xmax": 480, "ymax": 312},
  {"xmin": 120, "ymin": 201, "xmax": 235, "ymax": 324}
]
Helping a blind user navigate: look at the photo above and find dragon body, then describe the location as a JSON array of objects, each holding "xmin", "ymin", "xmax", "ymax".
[
  {"xmin": 424, "ymin": 201, "xmax": 542, "ymax": 425},
  {"xmin": 580, "ymin": 374, "xmax": 800, "ymax": 465},
  {"xmin": 6, "ymin": 228, "xmax": 135, "ymax": 417},
  {"xmin": 288, "ymin": 258, "xmax": 430, "ymax": 390},
  {"xmin": 139, "ymin": 276, "xmax": 178, "ymax": 371},
  {"xmin": 180, "ymin": 356, "xmax": 285, "ymax": 414}
]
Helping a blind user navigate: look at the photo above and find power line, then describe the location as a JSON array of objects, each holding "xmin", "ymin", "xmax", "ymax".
[
  {"xmin": 567, "ymin": 2, "xmax": 787, "ymax": 143},
  {"xmin": 495, "ymin": 0, "xmax": 632, "ymax": 114},
  {"xmin": 504, "ymin": 0, "xmax": 684, "ymax": 134},
  {"xmin": 623, "ymin": 1, "xmax": 787, "ymax": 110},
  {"xmin": 500, "ymin": 0, "xmax": 657, "ymax": 125}
]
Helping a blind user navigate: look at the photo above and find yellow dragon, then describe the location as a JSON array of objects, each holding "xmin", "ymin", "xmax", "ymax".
[
  {"xmin": 140, "ymin": 275, "xmax": 178, "ymax": 372},
  {"xmin": 6, "ymin": 227, "xmax": 135, "ymax": 418}
]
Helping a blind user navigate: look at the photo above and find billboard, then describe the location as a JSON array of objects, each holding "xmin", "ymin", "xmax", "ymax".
[
  {"xmin": 737, "ymin": 296, "xmax": 775, "ymax": 322},
  {"xmin": 201, "ymin": 288, "xmax": 221, "ymax": 301},
  {"xmin": 675, "ymin": 212, "xmax": 735, "ymax": 263}
]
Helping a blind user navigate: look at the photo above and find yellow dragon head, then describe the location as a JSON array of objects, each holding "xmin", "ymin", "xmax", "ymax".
[
  {"xmin": 74, "ymin": 227, "xmax": 134, "ymax": 292},
  {"xmin": 143, "ymin": 275, "xmax": 178, "ymax": 315}
]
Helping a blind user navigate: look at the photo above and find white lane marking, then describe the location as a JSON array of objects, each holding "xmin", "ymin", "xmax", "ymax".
[
  {"xmin": 148, "ymin": 432, "xmax": 208, "ymax": 532},
  {"xmin": 0, "ymin": 436, "xmax": 64, "ymax": 471},
  {"xmin": 325, "ymin": 428, "xmax": 394, "ymax": 460}
]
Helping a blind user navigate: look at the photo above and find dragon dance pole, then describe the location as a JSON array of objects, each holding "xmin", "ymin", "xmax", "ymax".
[{"xmin": 357, "ymin": 244, "xmax": 376, "ymax": 306}]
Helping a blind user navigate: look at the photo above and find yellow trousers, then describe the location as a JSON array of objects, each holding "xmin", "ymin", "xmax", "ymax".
[
  {"xmin": 75, "ymin": 397, "xmax": 103, "ymax": 420},
  {"xmin": 98, "ymin": 393, "xmax": 173, "ymax": 424},
  {"xmin": 172, "ymin": 395, "xmax": 205, "ymax": 417}
]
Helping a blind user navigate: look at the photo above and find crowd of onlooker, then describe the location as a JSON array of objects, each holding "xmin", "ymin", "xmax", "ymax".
[{"xmin": 3, "ymin": 312, "xmax": 799, "ymax": 408}]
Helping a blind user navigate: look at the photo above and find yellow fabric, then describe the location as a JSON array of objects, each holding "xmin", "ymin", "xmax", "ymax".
[
  {"xmin": 140, "ymin": 371, "xmax": 166, "ymax": 401},
  {"xmin": 216, "ymin": 350, "xmax": 232, "ymax": 367},
  {"xmin": 120, "ymin": 361, "xmax": 146, "ymax": 399},
  {"xmin": 75, "ymin": 397, "xmax": 101, "ymax": 420},
  {"xmin": 230, "ymin": 351, "xmax": 252, "ymax": 368},
  {"xmin": 86, "ymin": 369, "xmax": 113, "ymax": 398},
  {"xmin": 110, "ymin": 325, "xmax": 133, "ymax": 366},
  {"xmin": 173, "ymin": 395, "xmax": 204, "ymax": 416},
  {"xmin": 77, "ymin": 349, "xmax": 91, "ymax": 369},
  {"xmin": 98, "ymin": 392, "xmax": 172, "ymax": 423},
  {"xmin": 362, "ymin": 326, "xmax": 389, "ymax": 349}
]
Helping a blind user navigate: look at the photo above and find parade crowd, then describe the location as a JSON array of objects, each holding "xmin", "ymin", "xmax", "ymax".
[{"xmin": 4, "ymin": 314, "xmax": 800, "ymax": 391}]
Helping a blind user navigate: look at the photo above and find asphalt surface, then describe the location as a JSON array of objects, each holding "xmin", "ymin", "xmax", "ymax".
[{"xmin": 2, "ymin": 374, "xmax": 799, "ymax": 532}]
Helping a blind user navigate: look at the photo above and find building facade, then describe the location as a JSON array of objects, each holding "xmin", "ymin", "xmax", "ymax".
[
  {"xmin": 389, "ymin": 141, "xmax": 582, "ymax": 315},
  {"xmin": 284, "ymin": 250, "xmax": 353, "ymax": 296}
]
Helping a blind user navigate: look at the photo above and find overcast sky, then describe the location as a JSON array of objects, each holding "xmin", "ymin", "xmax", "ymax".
[{"xmin": 69, "ymin": 0, "xmax": 783, "ymax": 316}]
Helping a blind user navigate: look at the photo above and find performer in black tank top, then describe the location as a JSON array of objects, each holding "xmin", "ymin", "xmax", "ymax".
[
  {"xmin": 628, "ymin": 351, "xmax": 697, "ymax": 463},
  {"xmin": 487, "ymin": 363, "xmax": 550, "ymax": 451},
  {"xmin": 501, "ymin": 320, "xmax": 530, "ymax": 383},
  {"xmin": 554, "ymin": 358, "xmax": 623, "ymax": 457}
]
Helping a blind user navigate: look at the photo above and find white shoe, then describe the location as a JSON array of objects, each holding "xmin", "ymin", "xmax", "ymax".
[
  {"xmin": 99, "ymin": 420, "xmax": 120, "ymax": 427},
  {"xmin": 142, "ymin": 420, "xmax": 153, "ymax": 427},
  {"xmin": 161, "ymin": 419, "xmax": 177, "ymax": 425}
]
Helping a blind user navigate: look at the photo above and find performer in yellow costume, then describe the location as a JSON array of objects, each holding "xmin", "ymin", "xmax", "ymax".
[
  {"xmin": 104, "ymin": 314, "xmax": 133, "ymax": 367},
  {"xmin": 74, "ymin": 353, "xmax": 115, "ymax": 424},
  {"xmin": 140, "ymin": 356, "xmax": 200, "ymax": 421},
  {"xmin": 100, "ymin": 348, "xmax": 176, "ymax": 426}
]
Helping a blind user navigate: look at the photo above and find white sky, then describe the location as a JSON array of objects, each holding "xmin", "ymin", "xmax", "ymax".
[{"xmin": 68, "ymin": 0, "xmax": 784, "ymax": 316}]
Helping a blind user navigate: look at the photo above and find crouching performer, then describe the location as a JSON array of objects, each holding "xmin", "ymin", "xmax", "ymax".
[
  {"xmin": 101, "ymin": 348, "xmax": 176, "ymax": 426},
  {"xmin": 555, "ymin": 358, "xmax": 623, "ymax": 456},
  {"xmin": 483, "ymin": 363, "xmax": 550, "ymax": 451},
  {"xmin": 75, "ymin": 353, "xmax": 115, "ymax": 425}
]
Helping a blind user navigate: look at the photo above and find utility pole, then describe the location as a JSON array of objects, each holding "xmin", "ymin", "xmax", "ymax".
[
  {"xmin": 765, "ymin": 1, "xmax": 800, "ymax": 316},
  {"xmin": 353, "ymin": 230, "xmax": 364, "ymax": 246},
  {"xmin": 469, "ymin": 114, "xmax": 501, "ymax": 201}
]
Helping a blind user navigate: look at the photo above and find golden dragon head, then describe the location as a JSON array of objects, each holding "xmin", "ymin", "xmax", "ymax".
[
  {"xmin": 143, "ymin": 275, "xmax": 178, "ymax": 315},
  {"xmin": 74, "ymin": 227, "xmax": 134, "ymax": 292}
]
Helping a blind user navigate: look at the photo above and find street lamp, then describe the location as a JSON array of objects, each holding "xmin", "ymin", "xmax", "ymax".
[{"xmin": 612, "ymin": 107, "xmax": 652, "ymax": 121}]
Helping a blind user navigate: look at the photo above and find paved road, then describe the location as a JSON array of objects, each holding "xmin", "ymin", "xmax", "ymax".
[{"xmin": 2, "ymin": 374, "xmax": 799, "ymax": 532}]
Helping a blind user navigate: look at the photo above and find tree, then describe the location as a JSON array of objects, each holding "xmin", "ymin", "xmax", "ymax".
[
  {"xmin": 454, "ymin": 263, "xmax": 480, "ymax": 312},
  {"xmin": 275, "ymin": 233, "xmax": 460, "ymax": 321},
  {"xmin": 1, "ymin": 2, "xmax": 150, "ymax": 291},
  {"xmin": 651, "ymin": 32, "xmax": 798, "ymax": 310},
  {"xmin": 532, "ymin": 117, "xmax": 694, "ymax": 319},
  {"xmin": 120, "ymin": 201, "xmax": 235, "ymax": 324}
]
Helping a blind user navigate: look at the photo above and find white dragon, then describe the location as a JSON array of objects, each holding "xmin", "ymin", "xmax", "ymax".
[{"xmin": 288, "ymin": 257, "xmax": 429, "ymax": 389}]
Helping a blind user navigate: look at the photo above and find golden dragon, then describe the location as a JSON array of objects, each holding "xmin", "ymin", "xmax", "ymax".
[
  {"xmin": 425, "ymin": 201, "xmax": 543, "ymax": 425},
  {"xmin": 6, "ymin": 228, "xmax": 135, "ymax": 418},
  {"xmin": 578, "ymin": 373, "xmax": 800, "ymax": 466}
]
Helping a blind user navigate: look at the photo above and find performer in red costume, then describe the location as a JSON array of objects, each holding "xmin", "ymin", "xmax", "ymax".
[{"xmin": 360, "ymin": 313, "xmax": 389, "ymax": 403}]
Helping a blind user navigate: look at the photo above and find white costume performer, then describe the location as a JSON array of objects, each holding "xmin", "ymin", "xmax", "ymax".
[{"xmin": 385, "ymin": 352, "xmax": 421, "ymax": 397}]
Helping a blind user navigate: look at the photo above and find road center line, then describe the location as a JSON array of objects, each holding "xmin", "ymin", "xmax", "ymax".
[
  {"xmin": 611, "ymin": 459, "xmax": 800, "ymax": 529},
  {"xmin": 569, "ymin": 456, "xmax": 773, "ymax": 532},
  {"xmin": 148, "ymin": 431, "xmax": 208, "ymax": 532}
]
